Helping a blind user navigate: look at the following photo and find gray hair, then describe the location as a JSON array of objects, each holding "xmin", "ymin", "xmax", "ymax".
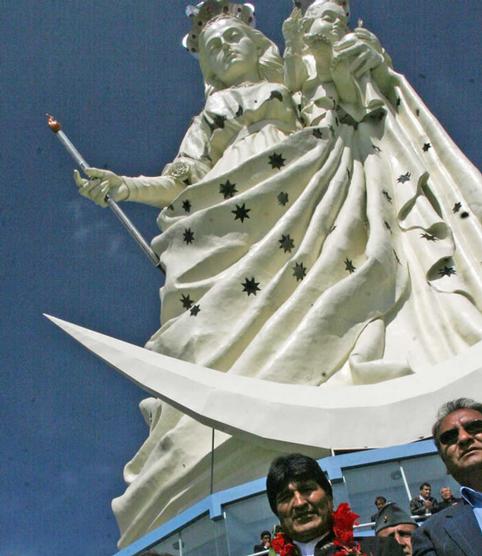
[{"xmin": 432, "ymin": 398, "xmax": 482, "ymax": 453}]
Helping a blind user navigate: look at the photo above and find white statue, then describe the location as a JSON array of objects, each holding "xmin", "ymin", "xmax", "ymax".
[{"xmin": 72, "ymin": 0, "xmax": 482, "ymax": 547}]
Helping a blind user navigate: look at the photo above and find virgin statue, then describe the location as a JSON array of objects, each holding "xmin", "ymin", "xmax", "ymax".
[{"xmin": 73, "ymin": 0, "xmax": 482, "ymax": 546}]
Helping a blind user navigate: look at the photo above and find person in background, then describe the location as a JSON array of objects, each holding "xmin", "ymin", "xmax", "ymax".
[
  {"xmin": 412, "ymin": 398, "xmax": 482, "ymax": 555},
  {"xmin": 409, "ymin": 483, "xmax": 437, "ymax": 519},
  {"xmin": 254, "ymin": 530, "xmax": 272, "ymax": 553},
  {"xmin": 432, "ymin": 486, "xmax": 461, "ymax": 513},
  {"xmin": 375, "ymin": 503, "xmax": 418, "ymax": 555},
  {"xmin": 371, "ymin": 495, "xmax": 388, "ymax": 523}
]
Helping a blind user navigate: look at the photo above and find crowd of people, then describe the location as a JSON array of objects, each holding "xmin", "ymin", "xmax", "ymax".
[{"xmin": 368, "ymin": 483, "xmax": 460, "ymax": 527}]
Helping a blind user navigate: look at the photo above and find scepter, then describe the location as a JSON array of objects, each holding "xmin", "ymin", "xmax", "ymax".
[{"xmin": 47, "ymin": 114, "xmax": 162, "ymax": 270}]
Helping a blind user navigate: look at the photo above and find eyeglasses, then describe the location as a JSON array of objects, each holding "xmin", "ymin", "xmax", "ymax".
[{"xmin": 438, "ymin": 419, "xmax": 482, "ymax": 446}]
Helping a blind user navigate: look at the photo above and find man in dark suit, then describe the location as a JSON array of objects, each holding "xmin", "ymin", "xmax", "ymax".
[
  {"xmin": 266, "ymin": 453, "xmax": 404, "ymax": 555},
  {"xmin": 432, "ymin": 487, "xmax": 461, "ymax": 513},
  {"xmin": 253, "ymin": 530, "xmax": 272, "ymax": 553},
  {"xmin": 409, "ymin": 483, "xmax": 437, "ymax": 519},
  {"xmin": 412, "ymin": 398, "xmax": 482, "ymax": 555}
]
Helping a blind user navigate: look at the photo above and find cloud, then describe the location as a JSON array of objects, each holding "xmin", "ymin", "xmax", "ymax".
[{"xmin": 67, "ymin": 199, "xmax": 127, "ymax": 256}]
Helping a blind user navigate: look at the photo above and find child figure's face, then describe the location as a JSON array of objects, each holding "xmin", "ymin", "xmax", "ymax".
[{"xmin": 305, "ymin": 3, "xmax": 348, "ymax": 45}]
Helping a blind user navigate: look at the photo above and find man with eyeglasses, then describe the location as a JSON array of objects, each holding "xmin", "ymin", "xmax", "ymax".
[{"xmin": 412, "ymin": 398, "xmax": 482, "ymax": 555}]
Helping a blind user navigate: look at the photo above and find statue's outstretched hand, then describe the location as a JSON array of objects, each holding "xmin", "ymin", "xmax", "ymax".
[
  {"xmin": 282, "ymin": 8, "xmax": 304, "ymax": 51},
  {"xmin": 74, "ymin": 167, "xmax": 129, "ymax": 207},
  {"xmin": 332, "ymin": 34, "xmax": 384, "ymax": 79},
  {"xmin": 353, "ymin": 27, "xmax": 383, "ymax": 53}
]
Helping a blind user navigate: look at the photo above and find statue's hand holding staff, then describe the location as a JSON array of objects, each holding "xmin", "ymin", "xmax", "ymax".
[
  {"xmin": 74, "ymin": 167, "xmax": 129, "ymax": 208},
  {"xmin": 48, "ymin": 114, "xmax": 161, "ymax": 269}
]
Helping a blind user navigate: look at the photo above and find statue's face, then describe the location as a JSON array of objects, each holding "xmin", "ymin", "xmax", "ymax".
[
  {"xmin": 200, "ymin": 18, "xmax": 258, "ymax": 86},
  {"xmin": 306, "ymin": 3, "xmax": 347, "ymax": 45}
]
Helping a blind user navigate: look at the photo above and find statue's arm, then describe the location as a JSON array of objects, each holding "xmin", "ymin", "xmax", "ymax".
[
  {"xmin": 329, "ymin": 26, "xmax": 396, "ymax": 104},
  {"xmin": 74, "ymin": 115, "xmax": 212, "ymax": 209},
  {"xmin": 283, "ymin": 9, "xmax": 309, "ymax": 93},
  {"xmin": 347, "ymin": 26, "xmax": 396, "ymax": 96}
]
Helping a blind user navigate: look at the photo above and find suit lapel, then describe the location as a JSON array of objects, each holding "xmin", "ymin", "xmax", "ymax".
[{"xmin": 442, "ymin": 502, "xmax": 481, "ymax": 555}]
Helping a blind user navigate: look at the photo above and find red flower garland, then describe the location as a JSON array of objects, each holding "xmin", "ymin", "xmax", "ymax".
[
  {"xmin": 271, "ymin": 533, "xmax": 296, "ymax": 556},
  {"xmin": 332, "ymin": 503, "xmax": 365, "ymax": 555},
  {"xmin": 271, "ymin": 503, "xmax": 366, "ymax": 556}
]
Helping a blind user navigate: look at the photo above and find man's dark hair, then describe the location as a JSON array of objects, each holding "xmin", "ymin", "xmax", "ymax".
[
  {"xmin": 432, "ymin": 398, "xmax": 482, "ymax": 454},
  {"xmin": 260, "ymin": 530, "xmax": 271, "ymax": 539},
  {"xmin": 374, "ymin": 495, "xmax": 387, "ymax": 505},
  {"xmin": 419, "ymin": 482, "xmax": 431, "ymax": 491},
  {"xmin": 266, "ymin": 453, "xmax": 333, "ymax": 515}
]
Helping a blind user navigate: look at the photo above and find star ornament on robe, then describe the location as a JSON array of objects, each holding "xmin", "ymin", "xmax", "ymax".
[
  {"xmin": 292, "ymin": 262, "xmax": 307, "ymax": 282},
  {"xmin": 382, "ymin": 190, "xmax": 392, "ymax": 203},
  {"xmin": 232, "ymin": 203, "xmax": 251, "ymax": 223},
  {"xmin": 183, "ymin": 228, "xmax": 194, "ymax": 244},
  {"xmin": 397, "ymin": 172, "xmax": 411, "ymax": 184},
  {"xmin": 438, "ymin": 265, "xmax": 456, "ymax": 278},
  {"xmin": 453, "ymin": 202, "xmax": 462, "ymax": 213},
  {"xmin": 344, "ymin": 258, "xmax": 356, "ymax": 273},
  {"xmin": 242, "ymin": 277, "xmax": 260, "ymax": 296},
  {"xmin": 279, "ymin": 234, "xmax": 295, "ymax": 253},
  {"xmin": 422, "ymin": 143, "xmax": 432, "ymax": 152},
  {"xmin": 269, "ymin": 153, "xmax": 286, "ymax": 170},
  {"xmin": 212, "ymin": 114, "xmax": 226, "ymax": 130},
  {"xmin": 190, "ymin": 304, "xmax": 201, "ymax": 316},
  {"xmin": 180, "ymin": 294, "xmax": 194, "ymax": 309},
  {"xmin": 182, "ymin": 199, "xmax": 192, "ymax": 213},
  {"xmin": 313, "ymin": 128, "xmax": 323, "ymax": 139},
  {"xmin": 219, "ymin": 180, "xmax": 238, "ymax": 199},
  {"xmin": 277, "ymin": 192, "xmax": 289, "ymax": 206}
]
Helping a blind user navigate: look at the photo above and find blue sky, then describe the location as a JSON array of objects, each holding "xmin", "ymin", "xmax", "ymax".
[{"xmin": 2, "ymin": 1, "xmax": 481, "ymax": 555}]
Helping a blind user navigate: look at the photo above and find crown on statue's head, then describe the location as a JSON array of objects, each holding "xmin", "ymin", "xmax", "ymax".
[
  {"xmin": 293, "ymin": 0, "xmax": 350, "ymax": 18},
  {"xmin": 183, "ymin": 1, "xmax": 256, "ymax": 55}
]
